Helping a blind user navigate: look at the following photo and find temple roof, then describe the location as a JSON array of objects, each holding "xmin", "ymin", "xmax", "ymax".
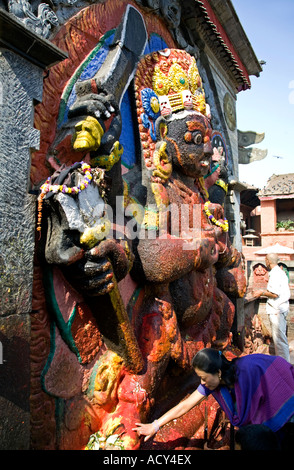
[
  {"xmin": 240, "ymin": 183, "xmax": 260, "ymax": 208},
  {"xmin": 182, "ymin": 0, "xmax": 263, "ymax": 91},
  {"xmin": 258, "ymin": 174, "xmax": 294, "ymax": 197}
]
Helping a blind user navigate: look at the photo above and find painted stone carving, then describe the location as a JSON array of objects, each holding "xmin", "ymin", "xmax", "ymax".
[
  {"xmin": 205, "ymin": 131, "xmax": 229, "ymax": 207},
  {"xmin": 252, "ymin": 262, "xmax": 269, "ymax": 286},
  {"xmin": 8, "ymin": 0, "xmax": 59, "ymax": 38},
  {"xmin": 32, "ymin": 1, "xmax": 246, "ymax": 450},
  {"xmin": 131, "ymin": 48, "xmax": 245, "ymax": 353},
  {"xmin": 134, "ymin": 0, "xmax": 198, "ymax": 57}
]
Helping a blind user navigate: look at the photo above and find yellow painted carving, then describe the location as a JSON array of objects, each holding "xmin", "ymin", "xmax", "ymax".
[
  {"xmin": 90, "ymin": 141, "xmax": 123, "ymax": 171},
  {"xmin": 152, "ymin": 142, "xmax": 172, "ymax": 182},
  {"xmin": 150, "ymin": 53, "xmax": 207, "ymax": 115},
  {"xmin": 123, "ymin": 180, "xmax": 145, "ymax": 225},
  {"xmin": 80, "ymin": 218, "xmax": 111, "ymax": 249},
  {"xmin": 152, "ymin": 65, "xmax": 170, "ymax": 96},
  {"xmin": 151, "ymin": 182, "xmax": 170, "ymax": 208},
  {"xmin": 188, "ymin": 57, "xmax": 203, "ymax": 93},
  {"xmin": 73, "ymin": 116, "xmax": 104, "ymax": 152},
  {"xmin": 168, "ymin": 63, "xmax": 189, "ymax": 93},
  {"xmin": 150, "ymin": 96, "xmax": 160, "ymax": 114},
  {"xmin": 192, "ymin": 93, "xmax": 206, "ymax": 115},
  {"xmin": 93, "ymin": 351, "xmax": 124, "ymax": 406},
  {"xmin": 151, "ymin": 182, "xmax": 170, "ymax": 233},
  {"xmin": 142, "ymin": 207, "xmax": 159, "ymax": 230},
  {"xmin": 215, "ymin": 178, "xmax": 228, "ymax": 194},
  {"xmin": 104, "ymin": 417, "xmax": 123, "ymax": 437}
]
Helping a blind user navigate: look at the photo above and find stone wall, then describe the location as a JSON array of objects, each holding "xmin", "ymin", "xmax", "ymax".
[
  {"xmin": 0, "ymin": 10, "xmax": 66, "ymax": 449},
  {"xmin": 0, "ymin": 49, "xmax": 43, "ymax": 450}
]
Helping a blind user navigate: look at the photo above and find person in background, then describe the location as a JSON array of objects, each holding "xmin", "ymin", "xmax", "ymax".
[
  {"xmin": 255, "ymin": 253, "xmax": 290, "ymax": 362},
  {"xmin": 133, "ymin": 348, "xmax": 294, "ymax": 449}
]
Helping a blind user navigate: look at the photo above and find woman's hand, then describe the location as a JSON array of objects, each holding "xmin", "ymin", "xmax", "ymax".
[
  {"xmin": 132, "ymin": 390, "xmax": 205, "ymax": 442},
  {"xmin": 132, "ymin": 422, "xmax": 158, "ymax": 442}
]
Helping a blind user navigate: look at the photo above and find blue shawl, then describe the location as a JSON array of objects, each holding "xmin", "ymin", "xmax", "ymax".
[{"xmin": 197, "ymin": 354, "xmax": 294, "ymax": 432}]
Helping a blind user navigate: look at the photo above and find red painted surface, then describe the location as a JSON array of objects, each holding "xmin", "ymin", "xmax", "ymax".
[{"xmin": 30, "ymin": 1, "xmax": 246, "ymax": 451}]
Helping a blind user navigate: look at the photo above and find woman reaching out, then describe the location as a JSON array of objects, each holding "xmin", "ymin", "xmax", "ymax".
[{"xmin": 133, "ymin": 348, "xmax": 294, "ymax": 447}]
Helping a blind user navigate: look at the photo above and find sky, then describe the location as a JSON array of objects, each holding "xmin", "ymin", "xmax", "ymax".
[{"xmin": 231, "ymin": 0, "xmax": 294, "ymax": 190}]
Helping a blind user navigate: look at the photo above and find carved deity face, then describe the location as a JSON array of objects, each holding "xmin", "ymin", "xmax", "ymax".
[
  {"xmin": 72, "ymin": 116, "xmax": 104, "ymax": 152},
  {"xmin": 166, "ymin": 112, "xmax": 212, "ymax": 178},
  {"xmin": 159, "ymin": 0, "xmax": 181, "ymax": 28}
]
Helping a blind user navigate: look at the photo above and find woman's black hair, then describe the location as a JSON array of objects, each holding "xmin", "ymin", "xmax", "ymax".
[{"xmin": 192, "ymin": 348, "xmax": 237, "ymax": 387}]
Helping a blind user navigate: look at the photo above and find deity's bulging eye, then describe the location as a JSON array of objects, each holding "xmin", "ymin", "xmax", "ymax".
[{"xmin": 194, "ymin": 133, "xmax": 203, "ymax": 145}]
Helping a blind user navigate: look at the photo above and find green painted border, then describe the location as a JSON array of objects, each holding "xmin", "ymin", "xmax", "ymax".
[{"xmin": 42, "ymin": 265, "xmax": 82, "ymax": 363}]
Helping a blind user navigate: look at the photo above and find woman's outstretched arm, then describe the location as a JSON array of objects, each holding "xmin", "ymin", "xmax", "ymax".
[{"xmin": 132, "ymin": 388, "xmax": 206, "ymax": 441}]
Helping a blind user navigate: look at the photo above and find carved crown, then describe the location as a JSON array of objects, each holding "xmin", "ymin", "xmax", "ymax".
[{"xmin": 135, "ymin": 49, "xmax": 207, "ymax": 117}]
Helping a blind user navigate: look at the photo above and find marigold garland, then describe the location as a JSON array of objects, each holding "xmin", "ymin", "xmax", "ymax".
[
  {"xmin": 39, "ymin": 162, "xmax": 92, "ymax": 196},
  {"xmin": 37, "ymin": 161, "xmax": 93, "ymax": 236},
  {"xmin": 204, "ymin": 201, "xmax": 229, "ymax": 232}
]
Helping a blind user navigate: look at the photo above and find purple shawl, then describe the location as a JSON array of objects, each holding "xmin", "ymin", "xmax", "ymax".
[{"xmin": 197, "ymin": 354, "xmax": 294, "ymax": 432}]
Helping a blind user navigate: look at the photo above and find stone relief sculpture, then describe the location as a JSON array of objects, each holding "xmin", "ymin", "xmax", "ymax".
[
  {"xmin": 134, "ymin": 0, "xmax": 198, "ymax": 57},
  {"xmin": 8, "ymin": 0, "xmax": 59, "ymax": 38},
  {"xmin": 30, "ymin": 0, "xmax": 246, "ymax": 450},
  {"xmin": 205, "ymin": 131, "xmax": 229, "ymax": 207}
]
